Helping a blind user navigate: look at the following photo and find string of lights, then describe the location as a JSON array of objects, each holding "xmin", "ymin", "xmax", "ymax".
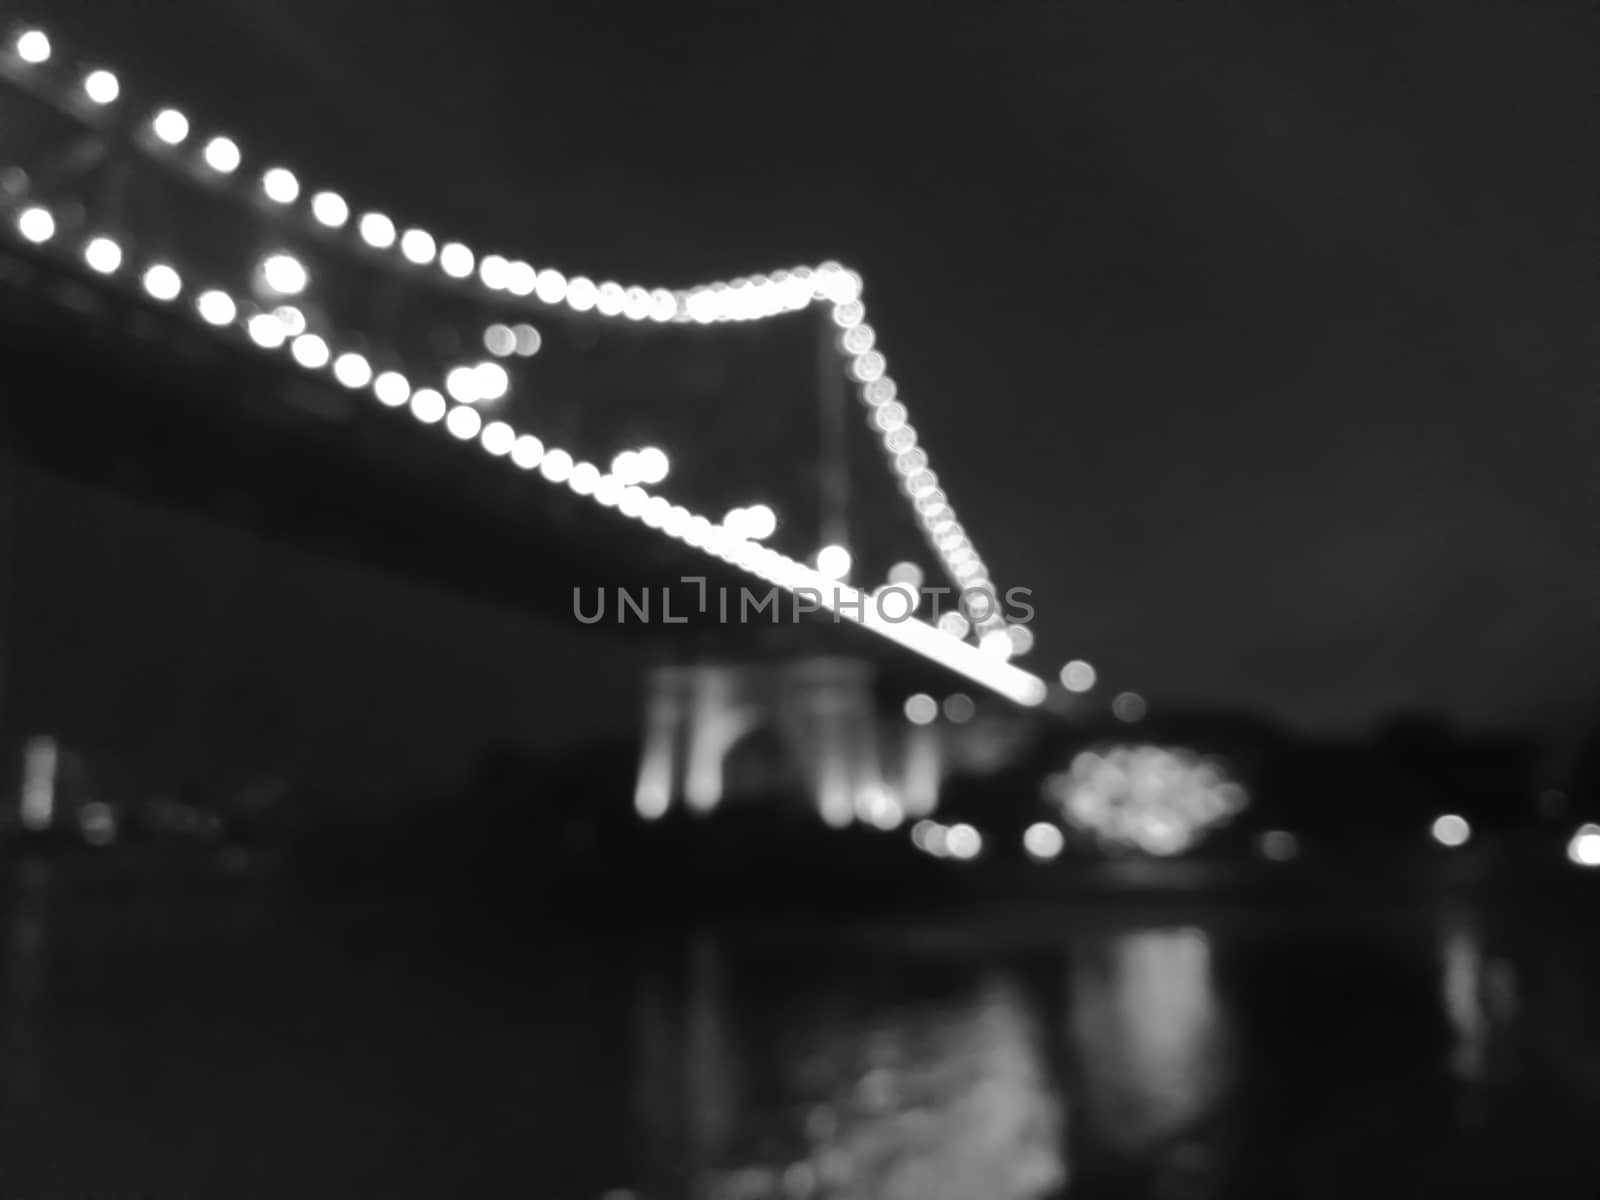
[
  {"xmin": 6, "ymin": 189, "xmax": 1049, "ymax": 706},
  {"xmin": 0, "ymin": 23, "xmax": 1007, "ymax": 625}
]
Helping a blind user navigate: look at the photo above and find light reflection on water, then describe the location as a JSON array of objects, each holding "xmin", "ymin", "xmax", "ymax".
[{"xmin": 4, "ymin": 871, "xmax": 1600, "ymax": 1197}]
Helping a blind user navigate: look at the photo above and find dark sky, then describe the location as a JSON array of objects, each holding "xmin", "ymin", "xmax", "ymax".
[{"xmin": 24, "ymin": 0, "xmax": 1600, "ymax": 740}]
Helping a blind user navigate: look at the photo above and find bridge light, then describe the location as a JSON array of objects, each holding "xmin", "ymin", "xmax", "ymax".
[
  {"xmin": 611, "ymin": 451, "xmax": 642, "ymax": 485},
  {"xmin": 246, "ymin": 312, "xmax": 286, "ymax": 349},
  {"xmin": 568, "ymin": 462, "xmax": 600, "ymax": 495},
  {"xmin": 82, "ymin": 69, "xmax": 119, "ymax": 105},
  {"xmin": 511, "ymin": 435, "xmax": 545, "ymax": 471},
  {"xmin": 1060, "ymin": 659, "xmax": 1096, "ymax": 693},
  {"xmin": 16, "ymin": 206, "xmax": 53, "ymax": 244},
  {"xmin": 373, "ymin": 371, "xmax": 410, "ymax": 407},
  {"xmin": 506, "ymin": 261, "xmax": 536, "ymax": 296},
  {"xmin": 535, "ymin": 269, "xmax": 567, "ymax": 305},
  {"xmin": 332, "ymin": 352, "xmax": 372, "ymax": 389},
  {"xmin": 566, "ymin": 276, "xmax": 598, "ymax": 312},
  {"xmin": 445, "ymin": 405, "xmax": 481, "ymax": 441},
  {"xmin": 409, "ymin": 388, "xmax": 445, "ymax": 424},
  {"xmin": 1023, "ymin": 822, "xmax": 1065, "ymax": 862},
  {"xmin": 483, "ymin": 324, "xmax": 515, "ymax": 357},
  {"xmin": 816, "ymin": 543, "xmax": 851, "ymax": 580},
  {"xmin": 649, "ymin": 288, "xmax": 678, "ymax": 322},
  {"xmin": 358, "ymin": 212, "xmax": 395, "ymax": 249},
  {"xmin": 272, "ymin": 305, "xmax": 305, "ymax": 336},
  {"xmin": 1006, "ymin": 624, "xmax": 1035, "ymax": 656},
  {"xmin": 444, "ymin": 365, "xmax": 481, "ymax": 404},
  {"xmin": 596, "ymin": 281, "xmax": 625, "ymax": 316},
  {"xmin": 904, "ymin": 694, "xmax": 937, "ymax": 725},
  {"xmin": 151, "ymin": 108, "xmax": 189, "ymax": 145},
  {"xmin": 945, "ymin": 823, "xmax": 982, "ymax": 861},
  {"xmin": 400, "ymin": 228, "xmax": 435, "ymax": 265},
  {"xmin": 539, "ymin": 448, "xmax": 574, "ymax": 484},
  {"xmin": 261, "ymin": 167, "xmax": 299, "ymax": 204},
  {"xmin": 260, "ymin": 253, "xmax": 307, "ymax": 296},
  {"xmin": 196, "ymin": 289, "xmax": 236, "ymax": 326},
  {"xmin": 887, "ymin": 561, "xmax": 923, "ymax": 591},
  {"xmin": 634, "ymin": 447, "xmax": 670, "ymax": 486},
  {"xmin": 478, "ymin": 254, "xmax": 510, "ymax": 290},
  {"xmin": 513, "ymin": 324, "xmax": 541, "ymax": 356},
  {"xmin": 480, "ymin": 421, "xmax": 514, "ymax": 457},
  {"xmin": 83, "ymin": 235, "xmax": 122, "ymax": 274},
  {"xmin": 473, "ymin": 361, "xmax": 510, "ymax": 402},
  {"xmin": 937, "ymin": 611, "xmax": 970, "ymax": 639},
  {"xmin": 141, "ymin": 263, "xmax": 182, "ymax": 302},
  {"xmin": 1112, "ymin": 691, "xmax": 1147, "ymax": 723},
  {"xmin": 439, "ymin": 241, "xmax": 474, "ymax": 279},
  {"xmin": 202, "ymin": 136, "xmax": 240, "ymax": 174},
  {"xmin": 943, "ymin": 693, "xmax": 975, "ymax": 723},
  {"xmin": 14, "ymin": 29, "xmax": 50, "ymax": 64},
  {"xmin": 741, "ymin": 504, "xmax": 777, "ymax": 541},
  {"xmin": 311, "ymin": 191, "xmax": 349, "ymax": 228},
  {"xmin": 290, "ymin": 333, "xmax": 329, "ymax": 370}
]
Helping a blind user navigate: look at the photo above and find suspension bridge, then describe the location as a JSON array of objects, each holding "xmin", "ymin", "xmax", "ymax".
[{"xmin": 0, "ymin": 21, "xmax": 1077, "ymax": 828}]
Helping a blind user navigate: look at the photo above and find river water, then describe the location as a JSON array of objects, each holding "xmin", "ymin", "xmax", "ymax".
[{"xmin": 4, "ymin": 863, "xmax": 1600, "ymax": 1198}]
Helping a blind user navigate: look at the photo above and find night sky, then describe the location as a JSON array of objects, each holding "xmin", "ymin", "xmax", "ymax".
[{"xmin": 19, "ymin": 0, "xmax": 1600, "ymax": 748}]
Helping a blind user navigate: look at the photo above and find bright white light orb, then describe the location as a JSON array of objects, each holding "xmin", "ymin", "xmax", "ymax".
[
  {"xmin": 15, "ymin": 30, "xmax": 51, "ymax": 64},
  {"xmin": 539, "ymin": 449, "xmax": 574, "ymax": 484},
  {"xmin": 473, "ymin": 361, "xmax": 510, "ymax": 401},
  {"xmin": 439, "ymin": 242, "xmax": 473, "ymax": 278},
  {"xmin": 196, "ymin": 290, "xmax": 236, "ymax": 326},
  {"xmin": 261, "ymin": 253, "xmax": 307, "ymax": 296},
  {"xmin": 568, "ymin": 461, "xmax": 601, "ymax": 494},
  {"xmin": 358, "ymin": 213, "xmax": 395, "ymax": 249},
  {"xmin": 409, "ymin": 388, "xmax": 445, "ymax": 424},
  {"xmin": 261, "ymin": 167, "xmax": 299, "ymax": 204},
  {"xmin": 203, "ymin": 136, "xmax": 240, "ymax": 174},
  {"xmin": 151, "ymin": 109, "xmax": 189, "ymax": 145},
  {"xmin": 373, "ymin": 371, "xmax": 410, "ymax": 407},
  {"xmin": 272, "ymin": 306, "xmax": 305, "ymax": 336},
  {"xmin": 332, "ymin": 352, "xmax": 372, "ymax": 389},
  {"xmin": 611, "ymin": 451, "xmax": 641, "ymax": 485},
  {"xmin": 247, "ymin": 313, "xmax": 286, "ymax": 349},
  {"xmin": 946, "ymin": 823, "xmax": 982, "ymax": 861},
  {"xmin": 817, "ymin": 544, "xmax": 851, "ymax": 580},
  {"xmin": 1568, "ymin": 825, "xmax": 1600, "ymax": 868},
  {"xmin": 887, "ymin": 561, "xmax": 923, "ymax": 590},
  {"xmin": 290, "ymin": 334, "xmax": 330, "ymax": 369},
  {"xmin": 513, "ymin": 324, "xmax": 541, "ymax": 356},
  {"xmin": 480, "ymin": 421, "xmax": 515, "ymax": 456},
  {"xmin": 445, "ymin": 365, "xmax": 481, "ymax": 404},
  {"xmin": 634, "ymin": 446, "xmax": 669, "ymax": 486},
  {"xmin": 511, "ymin": 435, "xmax": 545, "ymax": 471},
  {"xmin": 979, "ymin": 629, "xmax": 1013, "ymax": 659},
  {"xmin": 311, "ymin": 191, "xmax": 349, "ymax": 228},
  {"xmin": 1431, "ymin": 814, "xmax": 1471, "ymax": 849},
  {"xmin": 1060, "ymin": 660, "xmax": 1096, "ymax": 692},
  {"xmin": 400, "ymin": 228, "xmax": 435, "ymax": 264},
  {"xmin": 83, "ymin": 236, "xmax": 121, "ymax": 274},
  {"xmin": 83, "ymin": 69, "xmax": 119, "ymax": 105},
  {"xmin": 141, "ymin": 263, "xmax": 181, "ymax": 301},
  {"xmin": 445, "ymin": 405, "xmax": 481, "ymax": 440},
  {"xmin": 483, "ymin": 324, "xmax": 515, "ymax": 357},
  {"xmin": 1023, "ymin": 822, "xmax": 1065, "ymax": 862},
  {"xmin": 17, "ymin": 206, "xmax": 54, "ymax": 243},
  {"xmin": 741, "ymin": 503, "xmax": 777, "ymax": 541},
  {"xmin": 938, "ymin": 610, "xmax": 971, "ymax": 639},
  {"xmin": 904, "ymin": 694, "xmax": 937, "ymax": 726}
]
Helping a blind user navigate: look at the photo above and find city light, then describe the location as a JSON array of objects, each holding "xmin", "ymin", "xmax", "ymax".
[
  {"xmin": 1568, "ymin": 824, "xmax": 1600, "ymax": 868},
  {"xmin": 1048, "ymin": 745, "xmax": 1248, "ymax": 857},
  {"xmin": 1431, "ymin": 814, "xmax": 1471, "ymax": 849},
  {"xmin": 373, "ymin": 371, "xmax": 410, "ymax": 407},
  {"xmin": 634, "ymin": 447, "xmax": 670, "ymax": 486},
  {"xmin": 439, "ymin": 241, "xmax": 474, "ymax": 279},
  {"xmin": 904, "ymin": 694, "xmax": 938, "ymax": 725},
  {"xmin": 332, "ymin": 352, "xmax": 372, "ymax": 389},
  {"xmin": 400, "ymin": 228, "xmax": 436, "ymax": 265},
  {"xmin": 1023, "ymin": 822, "xmax": 1065, "ymax": 861},
  {"xmin": 311, "ymin": 191, "xmax": 349, "ymax": 228},
  {"xmin": 358, "ymin": 212, "xmax": 396, "ymax": 249},
  {"xmin": 1113, "ymin": 691, "xmax": 1147, "ymax": 722},
  {"xmin": 196, "ymin": 290, "xmax": 236, "ymax": 326}
]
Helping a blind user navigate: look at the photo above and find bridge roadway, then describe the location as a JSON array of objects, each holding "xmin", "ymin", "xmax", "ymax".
[{"xmin": 0, "ymin": 240, "xmax": 1022, "ymax": 709}]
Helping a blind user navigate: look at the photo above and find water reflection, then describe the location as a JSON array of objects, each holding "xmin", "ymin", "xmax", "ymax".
[{"xmin": 633, "ymin": 942, "xmax": 1067, "ymax": 1198}]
